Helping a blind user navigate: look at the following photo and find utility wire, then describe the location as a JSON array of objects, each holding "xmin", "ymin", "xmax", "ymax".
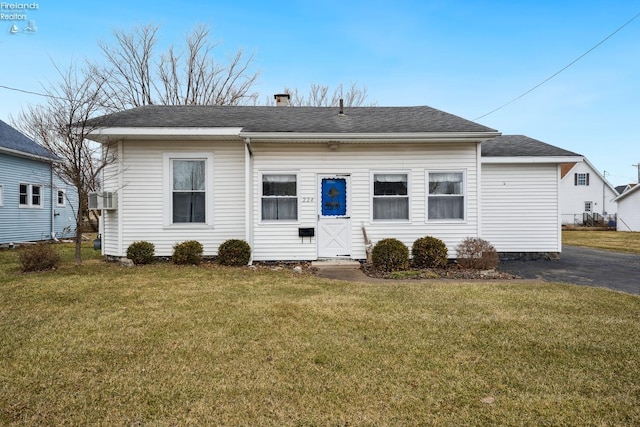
[
  {"xmin": 0, "ymin": 84, "xmax": 67, "ymax": 101},
  {"xmin": 474, "ymin": 11, "xmax": 640, "ymax": 121}
]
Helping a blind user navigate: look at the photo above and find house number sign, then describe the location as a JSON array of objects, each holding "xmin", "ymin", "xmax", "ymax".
[{"xmin": 302, "ymin": 197, "xmax": 315, "ymax": 203}]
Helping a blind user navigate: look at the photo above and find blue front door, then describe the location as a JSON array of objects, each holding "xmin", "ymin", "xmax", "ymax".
[{"xmin": 318, "ymin": 176, "xmax": 351, "ymax": 258}]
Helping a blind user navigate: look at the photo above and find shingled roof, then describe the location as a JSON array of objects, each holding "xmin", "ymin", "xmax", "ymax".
[
  {"xmin": 0, "ymin": 119, "xmax": 58, "ymax": 161},
  {"xmin": 481, "ymin": 135, "xmax": 580, "ymax": 157},
  {"xmin": 86, "ymin": 105, "xmax": 498, "ymax": 134}
]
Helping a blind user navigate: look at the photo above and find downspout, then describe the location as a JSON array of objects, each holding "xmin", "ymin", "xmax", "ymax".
[
  {"xmin": 476, "ymin": 141, "xmax": 482, "ymax": 238},
  {"xmin": 117, "ymin": 140, "xmax": 124, "ymax": 256},
  {"xmin": 50, "ymin": 165, "xmax": 55, "ymax": 240},
  {"xmin": 556, "ymin": 164, "xmax": 562, "ymax": 253},
  {"xmin": 244, "ymin": 138, "xmax": 253, "ymax": 264}
]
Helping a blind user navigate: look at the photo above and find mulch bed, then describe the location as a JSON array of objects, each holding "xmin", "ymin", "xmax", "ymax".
[{"xmin": 360, "ymin": 262, "xmax": 519, "ymax": 280}]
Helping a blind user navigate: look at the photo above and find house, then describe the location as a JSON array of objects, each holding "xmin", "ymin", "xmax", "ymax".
[
  {"xmin": 559, "ymin": 158, "xmax": 618, "ymax": 225},
  {"xmin": 615, "ymin": 183, "xmax": 637, "ymax": 195},
  {"xmin": 614, "ymin": 185, "xmax": 640, "ymax": 231},
  {"xmin": 0, "ymin": 119, "xmax": 77, "ymax": 245},
  {"xmin": 85, "ymin": 102, "xmax": 582, "ymax": 261}
]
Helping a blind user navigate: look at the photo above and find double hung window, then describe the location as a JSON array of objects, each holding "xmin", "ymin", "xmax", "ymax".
[
  {"xmin": 372, "ymin": 173, "xmax": 409, "ymax": 220},
  {"xmin": 428, "ymin": 172, "xmax": 464, "ymax": 220},
  {"xmin": 19, "ymin": 183, "xmax": 43, "ymax": 208},
  {"xmin": 261, "ymin": 174, "xmax": 298, "ymax": 221}
]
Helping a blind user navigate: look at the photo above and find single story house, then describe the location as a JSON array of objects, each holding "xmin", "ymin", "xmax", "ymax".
[
  {"xmin": 0, "ymin": 119, "xmax": 78, "ymax": 245},
  {"xmin": 614, "ymin": 184, "xmax": 640, "ymax": 232},
  {"xmin": 85, "ymin": 102, "xmax": 582, "ymax": 261},
  {"xmin": 559, "ymin": 157, "xmax": 618, "ymax": 225}
]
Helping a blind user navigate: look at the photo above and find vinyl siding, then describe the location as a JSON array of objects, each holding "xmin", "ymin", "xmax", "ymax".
[
  {"xmin": 481, "ymin": 163, "xmax": 561, "ymax": 252},
  {"xmin": 251, "ymin": 142, "xmax": 478, "ymax": 261},
  {"xmin": 617, "ymin": 191, "xmax": 640, "ymax": 231},
  {"xmin": 0, "ymin": 152, "xmax": 54, "ymax": 243},
  {"xmin": 100, "ymin": 140, "xmax": 246, "ymax": 257}
]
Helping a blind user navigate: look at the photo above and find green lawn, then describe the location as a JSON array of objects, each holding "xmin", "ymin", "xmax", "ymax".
[
  {"xmin": 1, "ymin": 242, "xmax": 639, "ymax": 425},
  {"xmin": 563, "ymin": 229, "xmax": 640, "ymax": 254}
]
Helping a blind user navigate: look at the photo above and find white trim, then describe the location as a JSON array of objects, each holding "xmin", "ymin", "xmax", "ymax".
[
  {"xmin": 241, "ymin": 131, "xmax": 501, "ymax": 143},
  {"xmin": 425, "ymin": 170, "xmax": 467, "ymax": 223},
  {"xmin": 0, "ymin": 185, "xmax": 3, "ymax": 207},
  {"xmin": 18, "ymin": 182, "xmax": 44, "ymax": 208},
  {"xmin": 89, "ymin": 127, "xmax": 243, "ymax": 142},
  {"xmin": 162, "ymin": 152, "xmax": 215, "ymax": 228},
  {"xmin": 0, "ymin": 146, "xmax": 58, "ymax": 163},
  {"xmin": 258, "ymin": 171, "xmax": 300, "ymax": 224},
  {"xmin": 245, "ymin": 139, "xmax": 253, "ymax": 263},
  {"xmin": 482, "ymin": 156, "xmax": 583, "ymax": 164},
  {"xmin": 370, "ymin": 171, "xmax": 411, "ymax": 222}
]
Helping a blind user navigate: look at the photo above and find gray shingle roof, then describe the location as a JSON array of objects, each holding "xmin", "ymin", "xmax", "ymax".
[
  {"xmin": 481, "ymin": 135, "xmax": 581, "ymax": 157},
  {"xmin": 87, "ymin": 105, "xmax": 498, "ymax": 134},
  {"xmin": 0, "ymin": 119, "xmax": 58, "ymax": 160}
]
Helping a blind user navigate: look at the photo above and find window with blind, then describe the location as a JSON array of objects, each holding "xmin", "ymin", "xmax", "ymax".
[
  {"xmin": 261, "ymin": 174, "xmax": 298, "ymax": 221},
  {"xmin": 372, "ymin": 173, "xmax": 409, "ymax": 220},
  {"xmin": 427, "ymin": 172, "xmax": 464, "ymax": 220}
]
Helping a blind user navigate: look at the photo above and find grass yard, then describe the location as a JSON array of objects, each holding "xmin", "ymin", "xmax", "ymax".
[
  {"xmin": 562, "ymin": 229, "xmax": 640, "ymax": 254},
  {"xmin": 1, "ymin": 242, "xmax": 639, "ymax": 425}
]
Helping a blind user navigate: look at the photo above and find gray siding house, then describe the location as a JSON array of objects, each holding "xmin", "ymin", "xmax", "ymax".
[
  {"xmin": 0, "ymin": 119, "xmax": 77, "ymax": 245},
  {"xmin": 85, "ymin": 104, "xmax": 581, "ymax": 261}
]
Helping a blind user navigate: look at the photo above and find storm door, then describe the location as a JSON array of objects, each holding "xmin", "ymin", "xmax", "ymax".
[{"xmin": 317, "ymin": 175, "xmax": 351, "ymax": 258}]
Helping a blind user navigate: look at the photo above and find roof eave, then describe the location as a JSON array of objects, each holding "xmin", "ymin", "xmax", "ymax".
[
  {"xmin": 0, "ymin": 146, "xmax": 58, "ymax": 163},
  {"xmin": 482, "ymin": 156, "xmax": 584, "ymax": 164},
  {"xmin": 240, "ymin": 131, "xmax": 501, "ymax": 143},
  {"xmin": 86, "ymin": 127, "xmax": 244, "ymax": 143}
]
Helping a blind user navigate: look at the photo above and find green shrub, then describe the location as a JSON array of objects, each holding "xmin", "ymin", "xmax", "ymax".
[
  {"xmin": 18, "ymin": 243, "xmax": 61, "ymax": 272},
  {"xmin": 126, "ymin": 241, "xmax": 156, "ymax": 265},
  {"xmin": 456, "ymin": 237, "xmax": 499, "ymax": 270},
  {"xmin": 411, "ymin": 236, "xmax": 448, "ymax": 268},
  {"xmin": 371, "ymin": 238, "xmax": 409, "ymax": 272},
  {"xmin": 172, "ymin": 240, "xmax": 203, "ymax": 265},
  {"xmin": 218, "ymin": 239, "xmax": 251, "ymax": 266}
]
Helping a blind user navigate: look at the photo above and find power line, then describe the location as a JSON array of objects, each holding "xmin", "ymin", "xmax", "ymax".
[
  {"xmin": 474, "ymin": 11, "xmax": 640, "ymax": 121},
  {"xmin": 0, "ymin": 84, "xmax": 67, "ymax": 101}
]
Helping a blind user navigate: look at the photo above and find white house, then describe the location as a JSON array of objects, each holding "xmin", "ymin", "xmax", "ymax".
[
  {"xmin": 614, "ymin": 185, "xmax": 640, "ymax": 232},
  {"xmin": 559, "ymin": 158, "xmax": 618, "ymax": 225},
  {"xmin": 85, "ymin": 103, "xmax": 581, "ymax": 261}
]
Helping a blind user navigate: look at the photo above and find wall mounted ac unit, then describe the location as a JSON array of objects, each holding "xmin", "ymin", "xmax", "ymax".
[{"xmin": 88, "ymin": 192, "xmax": 117, "ymax": 210}]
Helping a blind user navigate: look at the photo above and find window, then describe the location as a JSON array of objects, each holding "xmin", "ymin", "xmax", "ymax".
[
  {"xmin": 261, "ymin": 174, "xmax": 298, "ymax": 221},
  {"xmin": 19, "ymin": 183, "xmax": 43, "ymax": 208},
  {"xmin": 575, "ymin": 173, "xmax": 590, "ymax": 186},
  {"xmin": 428, "ymin": 172, "xmax": 464, "ymax": 220},
  {"xmin": 57, "ymin": 189, "xmax": 66, "ymax": 207},
  {"xmin": 584, "ymin": 201, "xmax": 593, "ymax": 212},
  {"xmin": 172, "ymin": 159, "xmax": 206, "ymax": 223},
  {"xmin": 373, "ymin": 173, "xmax": 409, "ymax": 220}
]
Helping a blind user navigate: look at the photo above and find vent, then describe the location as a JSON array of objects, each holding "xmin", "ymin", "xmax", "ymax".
[{"xmin": 88, "ymin": 192, "xmax": 117, "ymax": 210}]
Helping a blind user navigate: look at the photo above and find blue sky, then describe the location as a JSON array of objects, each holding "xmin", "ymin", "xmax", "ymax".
[{"xmin": 1, "ymin": 1, "xmax": 639, "ymax": 185}]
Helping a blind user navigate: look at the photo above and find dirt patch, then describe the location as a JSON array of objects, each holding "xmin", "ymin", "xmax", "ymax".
[{"xmin": 361, "ymin": 263, "xmax": 519, "ymax": 280}]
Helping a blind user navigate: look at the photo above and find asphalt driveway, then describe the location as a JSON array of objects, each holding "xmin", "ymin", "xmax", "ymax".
[{"xmin": 499, "ymin": 245, "xmax": 640, "ymax": 295}]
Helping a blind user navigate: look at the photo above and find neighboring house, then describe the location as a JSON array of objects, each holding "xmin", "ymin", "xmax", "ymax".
[
  {"xmin": 559, "ymin": 158, "xmax": 618, "ymax": 225},
  {"xmin": 614, "ymin": 185, "xmax": 640, "ymax": 232},
  {"xmin": 615, "ymin": 183, "xmax": 637, "ymax": 195},
  {"xmin": 85, "ymin": 103, "xmax": 581, "ymax": 261},
  {"xmin": 0, "ymin": 119, "xmax": 77, "ymax": 245}
]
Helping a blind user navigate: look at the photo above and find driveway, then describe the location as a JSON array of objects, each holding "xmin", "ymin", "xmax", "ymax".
[{"xmin": 499, "ymin": 246, "xmax": 640, "ymax": 295}]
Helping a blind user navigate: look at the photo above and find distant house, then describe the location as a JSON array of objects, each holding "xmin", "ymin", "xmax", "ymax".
[
  {"xmin": 0, "ymin": 119, "xmax": 77, "ymax": 245},
  {"xmin": 615, "ymin": 183, "xmax": 637, "ymax": 195},
  {"xmin": 614, "ymin": 185, "xmax": 640, "ymax": 232},
  {"xmin": 559, "ymin": 158, "xmax": 618, "ymax": 225},
  {"xmin": 85, "ymin": 103, "xmax": 581, "ymax": 261}
]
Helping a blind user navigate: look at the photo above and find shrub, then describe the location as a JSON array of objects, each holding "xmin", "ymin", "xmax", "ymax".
[
  {"xmin": 371, "ymin": 238, "xmax": 409, "ymax": 272},
  {"xmin": 126, "ymin": 241, "xmax": 156, "ymax": 265},
  {"xmin": 18, "ymin": 243, "xmax": 61, "ymax": 272},
  {"xmin": 172, "ymin": 240, "xmax": 203, "ymax": 265},
  {"xmin": 218, "ymin": 239, "xmax": 251, "ymax": 266},
  {"xmin": 412, "ymin": 236, "xmax": 448, "ymax": 268},
  {"xmin": 456, "ymin": 237, "xmax": 499, "ymax": 270}
]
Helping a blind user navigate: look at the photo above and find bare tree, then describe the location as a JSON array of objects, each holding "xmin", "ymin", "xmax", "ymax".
[
  {"xmin": 92, "ymin": 23, "xmax": 260, "ymax": 108},
  {"xmin": 278, "ymin": 82, "xmax": 375, "ymax": 107},
  {"xmin": 12, "ymin": 62, "xmax": 113, "ymax": 264}
]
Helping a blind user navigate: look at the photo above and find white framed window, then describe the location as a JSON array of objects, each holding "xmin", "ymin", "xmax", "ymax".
[
  {"xmin": 56, "ymin": 189, "xmax": 66, "ymax": 207},
  {"xmin": 261, "ymin": 173, "xmax": 298, "ymax": 221},
  {"xmin": 427, "ymin": 171, "xmax": 465, "ymax": 220},
  {"xmin": 584, "ymin": 201, "xmax": 593, "ymax": 213},
  {"xmin": 372, "ymin": 172, "xmax": 409, "ymax": 221},
  {"xmin": 19, "ymin": 183, "xmax": 43, "ymax": 208},
  {"xmin": 163, "ymin": 153, "xmax": 214, "ymax": 226},
  {"xmin": 575, "ymin": 173, "xmax": 590, "ymax": 186}
]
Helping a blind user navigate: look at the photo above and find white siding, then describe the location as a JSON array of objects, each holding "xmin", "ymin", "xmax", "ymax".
[
  {"xmin": 560, "ymin": 161, "xmax": 618, "ymax": 224},
  {"xmin": 101, "ymin": 140, "xmax": 246, "ymax": 257},
  {"xmin": 481, "ymin": 163, "xmax": 561, "ymax": 253},
  {"xmin": 617, "ymin": 190, "xmax": 640, "ymax": 231},
  {"xmin": 251, "ymin": 142, "xmax": 479, "ymax": 261}
]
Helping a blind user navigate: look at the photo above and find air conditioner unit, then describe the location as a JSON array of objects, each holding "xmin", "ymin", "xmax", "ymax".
[{"xmin": 88, "ymin": 192, "xmax": 117, "ymax": 210}]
